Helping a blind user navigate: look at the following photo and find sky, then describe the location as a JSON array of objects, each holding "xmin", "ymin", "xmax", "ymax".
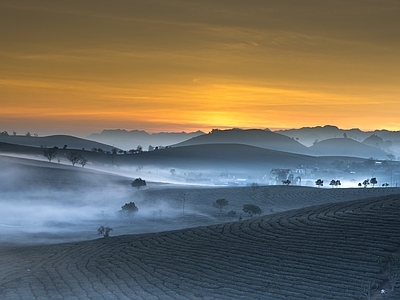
[{"xmin": 1, "ymin": 0, "xmax": 399, "ymax": 136}]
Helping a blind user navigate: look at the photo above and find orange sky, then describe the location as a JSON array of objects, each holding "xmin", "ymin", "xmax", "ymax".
[{"xmin": 1, "ymin": 0, "xmax": 399, "ymax": 136}]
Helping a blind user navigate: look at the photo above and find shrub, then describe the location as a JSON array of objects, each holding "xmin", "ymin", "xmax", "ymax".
[
  {"xmin": 131, "ymin": 178, "xmax": 146, "ymax": 189},
  {"xmin": 242, "ymin": 204, "xmax": 262, "ymax": 217},
  {"xmin": 98, "ymin": 225, "xmax": 112, "ymax": 238}
]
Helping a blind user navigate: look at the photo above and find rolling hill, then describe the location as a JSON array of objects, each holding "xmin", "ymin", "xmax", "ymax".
[
  {"xmin": 1, "ymin": 193, "xmax": 399, "ymax": 299},
  {"xmin": 87, "ymin": 129, "xmax": 205, "ymax": 150},
  {"xmin": 309, "ymin": 138, "xmax": 388, "ymax": 159},
  {"xmin": 173, "ymin": 128, "xmax": 309, "ymax": 154},
  {"xmin": 0, "ymin": 134, "xmax": 116, "ymax": 152}
]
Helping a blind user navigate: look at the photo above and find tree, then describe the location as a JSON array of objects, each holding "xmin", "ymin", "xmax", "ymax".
[
  {"xmin": 370, "ymin": 177, "xmax": 377, "ymax": 187},
  {"xmin": 315, "ymin": 179, "xmax": 324, "ymax": 188},
  {"xmin": 66, "ymin": 152, "xmax": 81, "ymax": 166},
  {"xmin": 227, "ymin": 210, "xmax": 236, "ymax": 221},
  {"xmin": 121, "ymin": 201, "xmax": 139, "ymax": 214},
  {"xmin": 282, "ymin": 179, "xmax": 291, "ymax": 185},
  {"xmin": 136, "ymin": 145, "xmax": 143, "ymax": 153},
  {"xmin": 387, "ymin": 154, "xmax": 396, "ymax": 161},
  {"xmin": 213, "ymin": 198, "xmax": 229, "ymax": 218},
  {"xmin": 382, "ymin": 183, "xmax": 389, "ymax": 187},
  {"xmin": 330, "ymin": 179, "xmax": 341, "ymax": 188},
  {"xmin": 131, "ymin": 178, "xmax": 146, "ymax": 189},
  {"xmin": 242, "ymin": 204, "xmax": 262, "ymax": 217},
  {"xmin": 79, "ymin": 157, "xmax": 88, "ymax": 167},
  {"xmin": 121, "ymin": 201, "xmax": 139, "ymax": 223},
  {"xmin": 98, "ymin": 225, "xmax": 112, "ymax": 238},
  {"xmin": 178, "ymin": 191, "xmax": 189, "ymax": 214},
  {"xmin": 43, "ymin": 147, "xmax": 58, "ymax": 162},
  {"xmin": 362, "ymin": 179, "xmax": 370, "ymax": 188}
]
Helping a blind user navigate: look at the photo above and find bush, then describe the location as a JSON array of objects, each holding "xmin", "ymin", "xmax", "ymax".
[
  {"xmin": 131, "ymin": 178, "xmax": 146, "ymax": 189},
  {"xmin": 242, "ymin": 204, "xmax": 262, "ymax": 217},
  {"xmin": 98, "ymin": 225, "xmax": 112, "ymax": 238}
]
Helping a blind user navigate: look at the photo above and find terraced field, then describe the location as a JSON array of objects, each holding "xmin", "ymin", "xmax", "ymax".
[{"xmin": 1, "ymin": 192, "xmax": 400, "ymax": 299}]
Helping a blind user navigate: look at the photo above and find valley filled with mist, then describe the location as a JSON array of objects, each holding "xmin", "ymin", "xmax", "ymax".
[{"xmin": 1, "ymin": 126, "xmax": 400, "ymax": 299}]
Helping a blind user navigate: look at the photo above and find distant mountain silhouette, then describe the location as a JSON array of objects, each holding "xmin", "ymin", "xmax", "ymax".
[
  {"xmin": 277, "ymin": 125, "xmax": 400, "ymax": 158},
  {"xmin": 277, "ymin": 125, "xmax": 368, "ymax": 147},
  {"xmin": 0, "ymin": 134, "xmax": 115, "ymax": 151},
  {"xmin": 87, "ymin": 129, "xmax": 204, "ymax": 150},
  {"xmin": 309, "ymin": 138, "xmax": 388, "ymax": 159},
  {"xmin": 173, "ymin": 129, "xmax": 309, "ymax": 155},
  {"xmin": 114, "ymin": 143, "xmax": 352, "ymax": 173}
]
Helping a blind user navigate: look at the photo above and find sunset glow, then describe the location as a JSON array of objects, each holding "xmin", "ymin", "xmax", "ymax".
[{"xmin": 1, "ymin": 0, "xmax": 399, "ymax": 136}]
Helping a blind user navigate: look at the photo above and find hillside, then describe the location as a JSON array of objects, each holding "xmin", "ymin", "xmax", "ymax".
[
  {"xmin": 173, "ymin": 128, "xmax": 309, "ymax": 154},
  {"xmin": 1, "ymin": 193, "xmax": 399, "ymax": 299},
  {"xmin": 309, "ymin": 138, "xmax": 388, "ymax": 159},
  {"xmin": 113, "ymin": 143, "xmax": 360, "ymax": 178},
  {"xmin": 0, "ymin": 134, "xmax": 116, "ymax": 151},
  {"xmin": 87, "ymin": 129, "xmax": 204, "ymax": 150}
]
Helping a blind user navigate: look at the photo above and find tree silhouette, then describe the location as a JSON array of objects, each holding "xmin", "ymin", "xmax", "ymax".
[
  {"xmin": 121, "ymin": 201, "xmax": 138, "ymax": 213},
  {"xmin": 67, "ymin": 152, "xmax": 81, "ymax": 166},
  {"xmin": 329, "ymin": 180, "xmax": 336, "ymax": 188},
  {"xmin": 242, "ymin": 204, "xmax": 262, "ymax": 217},
  {"xmin": 79, "ymin": 157, "xmax": 88, "ymax": 167},
  {"xmin": 362, "ymin": 179, "xmax": 370, "ymax": 188},
  {"xmin": 282, "ymin": 179, "xmax": 291, "ymax": 186},
  {"xmin": 43, "ymin": 147, "xmax": 58, "ymax": 162},
  {"xmin": 98, "ymin": 225, "xmax": 112, "ymax": 238},
  {"xmin": 121, "ymin": 202, "xmax": 138, "ymax": 222},
  {"xmin": 213, "ymin": 198, "xmax": 229, "ymax": 218},
  {"xmin": 315, "ymin": 179, "xmax": 324, "ymax": 188},
  {"xmin": 227, "ymin": 210, "xmax": 236, "ymax": 221},
  {"xmin": 131, "ymin": 178, "xmax": 146, "ymax": 189},
  {"xmin": 370, "ymin": 177, "xmax": 377, "ymax": 187}
]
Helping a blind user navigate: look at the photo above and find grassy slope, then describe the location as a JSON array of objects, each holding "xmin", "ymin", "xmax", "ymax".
[{"xmin": 1, "ymin": 193, "xmax": 399, "ymax": 299}]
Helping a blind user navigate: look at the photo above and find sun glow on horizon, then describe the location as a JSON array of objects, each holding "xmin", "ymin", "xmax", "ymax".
[{"xmin": 1, "ymin": 1, "xmax": 400, "ymax": 135}]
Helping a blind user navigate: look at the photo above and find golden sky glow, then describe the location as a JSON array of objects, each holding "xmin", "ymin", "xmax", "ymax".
[{"xmin": 1, "ymin": 0, "xmax": 400, "ymax": 136}]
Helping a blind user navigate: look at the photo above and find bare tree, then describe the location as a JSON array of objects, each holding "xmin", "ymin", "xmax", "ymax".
[
  {"xmin": 79, "ymin": 157, "xmax": 88, "ymax": 167},
  {"xmin": 179, "ymin": 191, "xmax": 189, "ymax": 215},
  {"xmin": 43, "ymin": 147, "xmax": 58, "ymax": 162},
  {"xmin": 98, "ymin": 225, "xmax": 112, "ymax": 238},
  {"xmin": 66, "ymin": 152, "xmax": 81, "ymax": 166}
]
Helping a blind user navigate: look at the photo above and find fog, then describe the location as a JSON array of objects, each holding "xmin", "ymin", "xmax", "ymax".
[
  {"xmin": 1, "ymin": 153, "xmax": 395, "ymax": 245},
  {"xmin": 0, "ymin": 157, "xmax": 221, "ymax": 244}
]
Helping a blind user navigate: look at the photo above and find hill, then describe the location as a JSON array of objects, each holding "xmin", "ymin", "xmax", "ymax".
[
  {"xmin": 173, "ymin": 128, "xmax": 309, "ymax": 154},
  {"xmin": 309, "ymin": 137, "xmax": 388, "ymax": 159},
  {"xmin": 0, "ymin": 134, "xmax": 116, "ymax": 151},
  {"xmin": 1, "ymin": 193, "xmax": 399, "ymax": 299},
  {"xmin": 277, "ymin": 125, "xmax": 400, "ymax": 157},
  {"xmin": 86, "ymin": 129, "xmax": 204, "ymax": 150},
  {"xmin": 121, "ymin": 143, "xmax": 314, "ymax": 169}
]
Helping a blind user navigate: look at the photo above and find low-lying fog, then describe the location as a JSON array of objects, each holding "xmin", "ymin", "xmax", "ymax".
[
  {"xmin": 0, "ymin": 183, "xmax": 220, "ymax": 245},
  {"xmin": 0, "ymin": 157, "xmax": 214, "ymax": 244},
  {"xmin": 1, "ymin": 154, "xmax": 395, "ymax": 245}
]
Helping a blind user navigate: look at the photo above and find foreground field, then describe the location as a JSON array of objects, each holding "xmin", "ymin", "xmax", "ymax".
[{"xmin": 1, "ymin": 192, "xmax": 400, "ymax": 299}]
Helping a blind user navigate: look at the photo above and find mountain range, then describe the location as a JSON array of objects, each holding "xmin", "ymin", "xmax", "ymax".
[{"xmin": 83, "ymin": 126, "xmax": 400, "ymax": 158}]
